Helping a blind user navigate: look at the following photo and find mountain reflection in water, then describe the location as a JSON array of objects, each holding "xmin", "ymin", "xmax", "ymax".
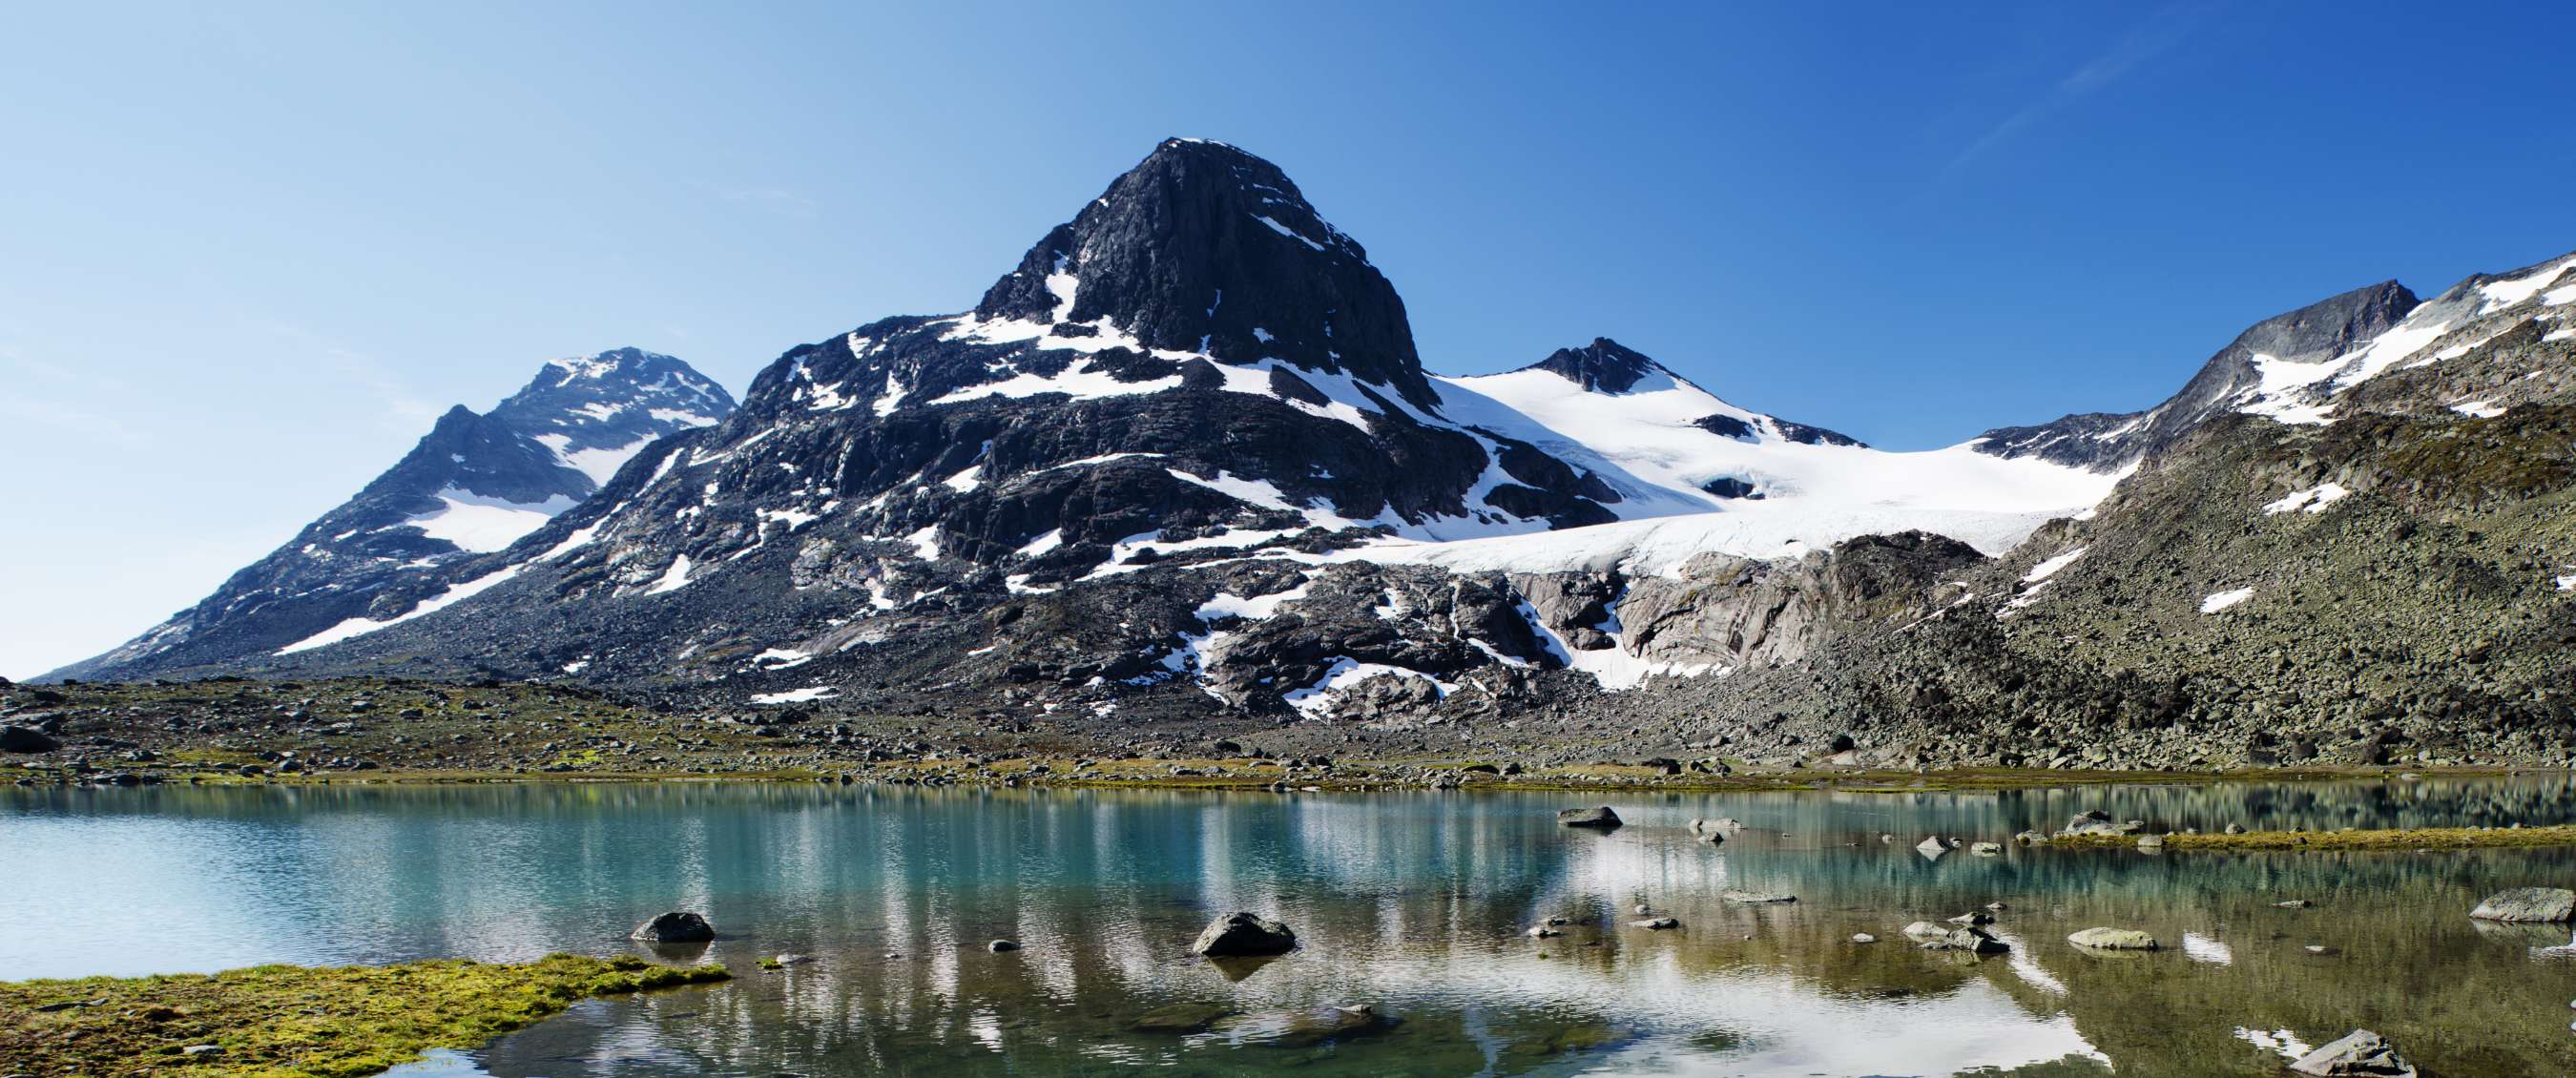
[{"xmin": 7, "ymin": 778, "xmax": 2575, "ymax": 1076}]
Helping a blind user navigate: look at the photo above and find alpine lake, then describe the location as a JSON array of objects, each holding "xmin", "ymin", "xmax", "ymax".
[{"xmin": 7, "ymin": 776, "xmax": 2575, "ymax": 1077}]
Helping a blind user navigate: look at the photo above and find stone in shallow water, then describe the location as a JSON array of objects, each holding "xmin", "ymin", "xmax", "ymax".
[
  {"xmin": 1719, "ymin": 889, "xmax": 1796, "ymax": 904},
  {"xmin": 1851, "ymin": 933, "xmax": 1878, "ymax": 943},
  {"xmin": 1631, "ymin": 917, "xmax": 1680, "ymax": 930},
  {"xmin": 1915, "ymin": 836, "xmax": 1948, "ymax": 860},
  {"xmin": 2286, "ymin": 1028, "xmax": 2418, "ymax": 1076},
  {"xmin": 629, "ymin": 911, "xmax": 714, "ymax": 943},
  {"xmin": 2469, "ymin": 886, "xmax": 2576, "ymax": 922},
  {"xmin": 988, "ymin": 939, "xmax": 1020, "ymax": 952},
  {"xmin": 1919, "ymin": 925, "xmax": 2007, "ymax": 953},
  {"xmin": 1557, "ymin": 806, "xmax": 1621, "ymax": 829},
  {"xmin": 2067, "ymin": 927, "xmax": 2158, "ymax": 950},
  {"xmin": 1132, "ymin": 1002, "xmax": 1237, "ymax": 1033},
  {"xmin": 1192, "ymin": 911, "xmax": 1297, "ymax": 956}
]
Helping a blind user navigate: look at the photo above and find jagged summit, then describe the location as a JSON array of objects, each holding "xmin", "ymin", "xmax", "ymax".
[
  {"xmin": 1521, "ymin": 338, "xmax": 1668, "ymax": 394},
  {"xmin": 489, "ymin": 347, "xmax": 737, "ymax": 487},
  {"xmin": 972, "ymin": 138, "xmax": 1437, "ymax": 407}
]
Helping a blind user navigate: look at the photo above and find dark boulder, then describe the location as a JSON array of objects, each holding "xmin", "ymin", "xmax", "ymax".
[
  {"xmin": 630, "ymin": 911, "xmax": 716, "ymax": 943},
  {"xmin": 1556, "ymin": 806, "xmax": 1621, "ymax": 829},
  {"xmin": 1192, "ymin": 911, "xmax": 1297, "ymax": 957},
  {"xmin": 0, "ymin": 726, "xmax": 60, "ymax": 753}
]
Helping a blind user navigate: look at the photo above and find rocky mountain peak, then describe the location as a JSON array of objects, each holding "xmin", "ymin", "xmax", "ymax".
[
  {"xmin": 1522, "ymin": 337, "xmax": 1668, "ymax": 393},
  {"xmin": 974, "ymin": 138, "xmax": 1438, "ymax": 407},
  {"xmin": 1975, "ymin": 279, "xmax": 2425, "ymax": 470}
]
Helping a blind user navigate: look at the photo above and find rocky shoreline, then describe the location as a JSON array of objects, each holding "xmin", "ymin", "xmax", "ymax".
[{"xmin": 9, "ymin": 675, "xmax": 2568, "ymax": 806}]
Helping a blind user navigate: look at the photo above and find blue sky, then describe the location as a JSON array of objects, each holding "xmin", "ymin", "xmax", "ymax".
[{"xmin": 4, "ymin": 1, "xmax": 2571, "ymax": 676}]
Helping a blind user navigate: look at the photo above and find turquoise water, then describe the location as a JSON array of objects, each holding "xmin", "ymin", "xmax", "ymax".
[{"xmin": 6, "ymin": 778, "xmax": 2576, "ymax": 1075}]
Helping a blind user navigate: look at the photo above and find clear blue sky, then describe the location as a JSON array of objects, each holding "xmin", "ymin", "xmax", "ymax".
[{"xmin": 5, "ymin": 1, "xmax": 2571, "ymax": 676}]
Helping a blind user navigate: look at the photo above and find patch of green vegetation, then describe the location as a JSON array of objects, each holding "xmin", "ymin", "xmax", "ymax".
[
  {"xmin": 2053, "ymin": 823, "xmax": 2576, "ymax": 851},
  {"xmin": 0, "ymin": 953, "xmax": 729, "ymax": 1077}
]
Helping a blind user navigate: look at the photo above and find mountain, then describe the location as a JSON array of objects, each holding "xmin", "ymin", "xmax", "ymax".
[
  {"xmin": 55, "ymin": 139, "xmax": 2576, "ymax": 772},
  {"xmin": 1972, "ymin": 281, "xmax": 2421, "ymax": 469},
  {"xmin": 169, "ymin": 139, "xmax": 2106, "ymax": 694},
  {"xmin": 48, "ymin": 348, "xmax": 735, "ymax": 680}
]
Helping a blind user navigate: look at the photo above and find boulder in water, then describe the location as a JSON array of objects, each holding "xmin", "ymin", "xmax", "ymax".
[
  {"xmin": 2470, "ymin": 886, "xmax": 2576, "ymax": 923},
  {"xmin": 988, "ymin": 939, "xmax": 1021, "ymax": 952},
  {"xmin": 2067, "ymin": 927, "xmax": 2158, "ymax": 950},
  {"xmin": 1631, "ymin": 917, "xmax": 1680, "ymax": 930},
  {"xmin": 629, "ymin": 911, "xmax": 715, "ymax": 943},
  {"xmin": 1918, "ymin": 925, "xmax": 2007, "ymax": 953},
  {"xmin": 2286, "ymin": 1028, "xmax": 2418, "ymax": 1076},
  {"xmin": 1193, "ymin": 911, "xmax": 1298, "ymax": 956},
  {"xmin": 1557, "ymin": 806, "xmax": 1622, "ymax": 829},
  {"xmin": 1719, "ymin": 889, "xmax": 1796, "ymax": 904},
  {"xmin": 1915, "ymin": 836, "xmax": 1948, "ymax": 859}
]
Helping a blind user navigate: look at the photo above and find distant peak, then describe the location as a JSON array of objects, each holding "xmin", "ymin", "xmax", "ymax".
[{"xmin": 1523, "ymin": 337, "xmax": 1668, "ymax": 394}]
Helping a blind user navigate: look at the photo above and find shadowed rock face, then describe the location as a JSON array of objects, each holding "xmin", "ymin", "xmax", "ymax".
[
  {"xmin": 1526, "ymin": 338, "xmax": 1663, "ymax": 394},
  {"xmin": 977, "ymin": 138, "xmax": 1439, "ymax": 410}
]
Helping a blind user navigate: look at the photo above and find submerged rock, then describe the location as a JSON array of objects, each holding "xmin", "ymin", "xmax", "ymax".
[
  {"xmin": 1948, "ymin": 910, "xmax": 1994, "ymax": 925},
  {"xmin": 1272, "ymin": 1004, "xmax": 1392, "ymax": 1047},
  {"xmin": 1132, "ymin": 1002, "xmax": 1238, "ymax": 1033},
  {"xmin": 1631, "ymin": 917, "xmax": 1680, "ymax": 930},
  {"xmin": 629, "ymin": 911, "xmax": 715, "ymax": 943},
  {"xmin": 1558, "ymin": 806, "xmax": 1622, "ymax": 829},
  {"xmin": 1719, "ymin": 889, "xmax": 1797, "ymax": 904},
  {"xmin": 988, "ymin": 939, "xmax": 1021, "ymax": 952},
  {"xmin": 1526, "ymin": 925, "xmax": 1561, "ymax": 938},
  {"xmin": 2286, "ymin": 1028, "xmax": 2418, "ymax": 1076},
  {"xmin": 1970, "ymin": 841, "xmax": 2003, "ymax": 856},
  {"xmin": 1193, "ymin": 911, "xmax": 1298, "ymax": 956},
  {"xmin": 2067, "ymin": 927, "xmax": 2159, "ymax": 950},
  {"xmin": 2470, "ymin": 886, "xmax": 2576, "ymax": 923},
  {"xmin": 1691, "ymin": 817, "xmax": 1745, "ymax": 835}
]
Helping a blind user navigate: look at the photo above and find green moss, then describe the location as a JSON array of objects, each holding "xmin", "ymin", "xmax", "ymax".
[
  {"xmin": 2053, "ymin": 822, "xmax": 2576, "ymax": 851},
  {"xmin": 0, "ymin": 953, "xmax": 729, "ymax": 1077}
]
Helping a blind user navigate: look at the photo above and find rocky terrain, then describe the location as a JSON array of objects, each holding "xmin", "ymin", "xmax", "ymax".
[{"xmin": 31, "ymin": 138, "xmax": 2576, "ymax": 776}]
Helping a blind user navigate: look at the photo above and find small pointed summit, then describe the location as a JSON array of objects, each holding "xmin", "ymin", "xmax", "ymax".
[
  {"xmin": 974, "ymin": 138, "xmax": 1438, "ymax": 407},
  {"xmin": 1525, "ymin": 337, "xmax": 1668, "ymax": 394}
]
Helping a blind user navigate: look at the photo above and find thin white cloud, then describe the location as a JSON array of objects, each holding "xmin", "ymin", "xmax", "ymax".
[
  {"xmin": 1939, "ymin": 3, "xmax": 2214, "ymax": 181},
  {"xmin": 259, "ymin": 322, "xmax": 445, "ymax": 431}
]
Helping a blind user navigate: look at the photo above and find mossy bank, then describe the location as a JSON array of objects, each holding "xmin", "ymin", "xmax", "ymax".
[{"xmin": 0, "ymin": 953, "xmax": 729, "ymax": 1077}]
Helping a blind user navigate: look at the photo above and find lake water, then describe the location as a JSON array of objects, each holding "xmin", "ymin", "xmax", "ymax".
[{"xmin": 7, "ymin": 778, "xmax": 2576, "ymax": 1076}]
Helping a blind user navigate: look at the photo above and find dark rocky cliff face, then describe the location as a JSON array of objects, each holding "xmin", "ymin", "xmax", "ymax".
[{"xmin": 975, "ymin": 138, "xmax": 1439, "ymax": 410}]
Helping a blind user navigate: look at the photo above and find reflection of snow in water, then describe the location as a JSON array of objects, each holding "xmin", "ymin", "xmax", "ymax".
[
  {"xmin": 2183, "ymin": 931, "xmax": 2234, "ymax": 965},
  {"xmin": 2235, "ymin": 1026, "xmax": 2314, "ymax": 1059}
]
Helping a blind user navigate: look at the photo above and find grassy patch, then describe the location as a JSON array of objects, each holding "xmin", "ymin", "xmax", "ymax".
[
  {"xmin": 2053, "ymin": 823, "xmax": 2576, "ymax": 851},
  {"xmin": 0, "ymin": 953, "xmax": 729, "ymax": 1077}
]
